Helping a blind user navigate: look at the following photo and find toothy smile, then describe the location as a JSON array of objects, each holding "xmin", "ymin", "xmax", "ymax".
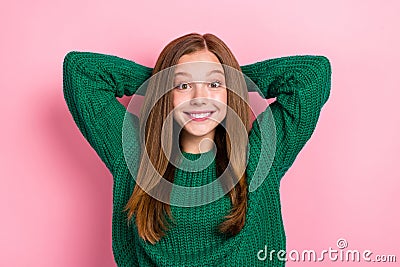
[
  {"xmin": 191, "ymin": 112, "xmax": 211, "ymax": 118},
  {"xmin": 184, "ymin": 111, "xmax": 215, "ymax": 119}
]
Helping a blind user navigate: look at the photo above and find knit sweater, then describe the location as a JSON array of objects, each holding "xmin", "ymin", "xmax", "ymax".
[{"xmin": 62, "ymin": 51, "xmax": 331, "ymax": 267}]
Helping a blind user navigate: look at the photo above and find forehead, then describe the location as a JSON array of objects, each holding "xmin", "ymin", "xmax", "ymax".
[
  {"xmin": 174, "ymin": 50, "xmax": 224, "ymax": 79},
  {"xmin": 178, "ymin": 50, "xmax": 220, "ymax": 64}
]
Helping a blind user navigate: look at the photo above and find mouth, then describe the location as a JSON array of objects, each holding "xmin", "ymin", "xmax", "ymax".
[{"xmin": 184, "ymin": 111, "xmax": 215, "ymax": 121}]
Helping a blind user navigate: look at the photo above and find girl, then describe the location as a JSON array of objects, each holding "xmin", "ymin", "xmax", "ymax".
[{"xmin": 63, "ymin": 33, "xmax": 331, "ymax": 266}]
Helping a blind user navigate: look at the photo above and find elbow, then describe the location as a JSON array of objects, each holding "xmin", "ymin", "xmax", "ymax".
[
  {"xmin": 314, "ymin": 56, "xmax": 332, "ymax": 106},
  {"xmin": 62, "ymin": 51, "xmax": 84, "ymax": 100},
  {"xmin": 63, "ymin": 51, "xmax": 82, "ymax": 76},
  {"xmin": 316, "ymin": 56, "xmax": 331, "ymax": 72},
  {"xmin": 316, "ymin": 56, "xmax": 332, "ymax": 83},
  {"xmin": 296, "ymin": 55, "xmax": 332, "ymax": 108}
]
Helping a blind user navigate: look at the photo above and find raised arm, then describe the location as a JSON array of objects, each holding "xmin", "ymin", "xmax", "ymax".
[
  {"xmin": 241, "ymin": 55, "xmax": 332, "ymax": 182},
  {"xmin": 63, "ymin": 51, "xmax": 153, "ymax": 266},
  {"xmin": 63, "ymin": 51, "xmax": 152, "ymax": 173}
]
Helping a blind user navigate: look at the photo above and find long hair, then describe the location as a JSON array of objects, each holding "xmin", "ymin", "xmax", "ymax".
[{"xmin": 124, "ymin": 33, "xmax": 251, "ymax": 244}]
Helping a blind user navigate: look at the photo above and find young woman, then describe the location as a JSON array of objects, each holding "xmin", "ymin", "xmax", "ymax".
[{"xmin": 63, "ymin": 33, "xmax": 331, "ymax": 266}]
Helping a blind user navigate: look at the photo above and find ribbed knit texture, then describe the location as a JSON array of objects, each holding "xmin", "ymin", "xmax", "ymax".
[{"xmin": 63, "ymin": 51, "xmax": 331, "ymax": 267}]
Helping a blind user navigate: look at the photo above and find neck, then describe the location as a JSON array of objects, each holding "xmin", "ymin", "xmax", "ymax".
[{"xmin": 180, "ymin": 130, "xmax": 215, "ymax": 154}]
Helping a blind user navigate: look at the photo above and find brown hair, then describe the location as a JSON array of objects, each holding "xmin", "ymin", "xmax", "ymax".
[{"xmin": 124, "ymin": 33, "xmax": 251, "ymax": 244}]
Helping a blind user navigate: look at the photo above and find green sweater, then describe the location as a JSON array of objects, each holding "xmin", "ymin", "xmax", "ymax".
[{"xmin": 63, "ymin": 51, "xmax": 331, "ymax": 266}]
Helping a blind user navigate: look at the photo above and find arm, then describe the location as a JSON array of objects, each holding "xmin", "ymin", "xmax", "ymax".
[
  {"xmin": 242, "ymin": 55, "xmax": 332, "ymax": 182},
  {"xmin": 63, "ymin": 51, "xmax": 152, "ymax": 266},
  {"xmin": 63, "ymin": 51, "xmax": 152, "ymax": 173}
]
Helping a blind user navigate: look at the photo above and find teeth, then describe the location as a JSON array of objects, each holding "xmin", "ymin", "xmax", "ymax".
[{"xmin": 190, "ymin": 112, "xmax": 211, "ymax": 118}]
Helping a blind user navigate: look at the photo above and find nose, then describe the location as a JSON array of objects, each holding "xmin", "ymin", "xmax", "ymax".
[{"xmin": 190, "ymin": 82, "xmax": 209, "ymax": 106}]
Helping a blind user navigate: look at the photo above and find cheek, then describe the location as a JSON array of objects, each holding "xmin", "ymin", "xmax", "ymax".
[
  {"xmin": 172, "ymin": 91, "xmax": 182, "ymax": 109},
  {"xmin": 222, "ymin": 91, "xmax": 228, "ymax": 105},
  {"xmin": 216, "ymin": 91, "xmax": 228, "ymax": 109}
]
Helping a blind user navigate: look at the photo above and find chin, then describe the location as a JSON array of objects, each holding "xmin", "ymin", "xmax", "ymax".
[{"xmin": 184, "ymin": 128, "xmax": 215, "ymax": 138}]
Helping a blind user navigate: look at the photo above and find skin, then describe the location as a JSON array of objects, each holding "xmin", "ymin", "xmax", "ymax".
[{"xmin": 172, "ymin": 50, "xmax": 228, "ymax": 154}]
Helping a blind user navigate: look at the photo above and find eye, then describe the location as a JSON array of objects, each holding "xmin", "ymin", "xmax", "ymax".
[
  {"xmin": 209, "ymin": 81, "xmax": 222, "ymax": 88},
  {"xmin": 175, "ymin": 82, "xmax": 192, "ymax": 90}
]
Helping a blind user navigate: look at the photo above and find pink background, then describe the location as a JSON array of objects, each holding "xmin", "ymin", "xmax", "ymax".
[{"xmin": 1, "ymin": 0, "xmax": 399, "ymax": 266}]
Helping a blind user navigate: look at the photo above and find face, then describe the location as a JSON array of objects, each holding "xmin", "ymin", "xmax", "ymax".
[{"xmin": 172, "ymin": 50, "xmax": 228, "ymax": 141}]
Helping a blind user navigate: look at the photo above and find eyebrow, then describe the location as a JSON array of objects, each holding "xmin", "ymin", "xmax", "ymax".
[
  {"xmin": 207, "ymin": 69, "xmax": 225, "ymax": 76},
  {"xmin": 174, "ymin": 71, "xmax": 192, "ymax": 78},
  {"xmin": 174, "ymin": 69, "xmax": 225, "ymax": 78}
]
